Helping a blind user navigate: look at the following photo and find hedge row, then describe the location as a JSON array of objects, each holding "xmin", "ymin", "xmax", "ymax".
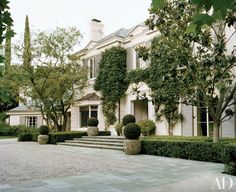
[
  {"xmin": 0, "ymin": 122, "xmax": 25, "ymax": 136},
  {"xmin": 141, "ymin": 140, "xmax": 224, "ymax": 163},
  {"xmin": 49, "ymin": 131, "xmax": 87, "ymax": 144},
  {"xmin": 49, "ymin": 130, "xmax": 111, "ymax": 144}
]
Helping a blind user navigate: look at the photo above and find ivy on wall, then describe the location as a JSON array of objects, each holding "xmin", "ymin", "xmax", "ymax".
[{"xmin": 94, "ymin": 46, "xmax": 128, "ymax": 129}]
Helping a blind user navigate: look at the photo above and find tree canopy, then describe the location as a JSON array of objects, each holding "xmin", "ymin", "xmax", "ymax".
[{"xmin": 14, "ymin": 24, "xmax": 86, "ymax": 131}]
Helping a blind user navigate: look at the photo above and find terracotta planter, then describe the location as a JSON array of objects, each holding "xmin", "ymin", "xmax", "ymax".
[
  {"xmin": 38, "ymin": 135, "xmax": 49, "ymax": 144},
  {"xmin": 87, "ymin": 126, "xmax": 99, "ymax": 136},
  {"xmin": 123, "ymin": 139, "xmax": 141, "ymax": 155}
]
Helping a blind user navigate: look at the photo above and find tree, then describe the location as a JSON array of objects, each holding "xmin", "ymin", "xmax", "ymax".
[
  {"xmin": 189, "ymin": 0, "xmax": 236, "ymax": 34},
  {"xmin": 15, "ymin": 26, "xmax": 86, "ymax": 131},
  {"xmin": 94, "ymin": 46, "xmax": 128, "ymax": 129},
  {"xmin": 143, "ymin": 0, "xmax": 195, "ymax": 135},
  {"xmin": 147, "ymin": 0, "xmax": 236, "ymax": 142},
  {"xmin": 4, "ymin": 26, "xmax": 11, "ymax": 72},
  {"xmin": 23, "ymin": 15, "xmax": 31, "ymax": 68},
  {"xmin": 0, "ymin": 0, "xmax": 13, "ymax": 63}
]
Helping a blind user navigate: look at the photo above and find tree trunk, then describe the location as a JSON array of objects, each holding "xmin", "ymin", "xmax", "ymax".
[
  {"xmin": 213, "ymin": 121, "xmax": 220, "ymax": 143},
  {"xmin": 62, "ymin": 114, "xmax": 67, "ymax": 132}
]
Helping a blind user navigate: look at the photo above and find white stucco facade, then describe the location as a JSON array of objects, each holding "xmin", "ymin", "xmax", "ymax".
[{"xmin": 6, "ymin": 19, "xmax": 236, "ymax": 138}]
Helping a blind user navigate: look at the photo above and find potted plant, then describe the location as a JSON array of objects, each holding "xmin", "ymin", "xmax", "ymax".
[
  {"xmin": 87, "ymin": 117, "xmax": 99, "ymax": 136},
  {"xmin": 123, "ymin": 123, "xmax": 141, "ymax": 155},
  {"xmin": 38, "ymin": 125, "xmax": 49, "ymax": 144},
  {"xmin": 122, "ymin": 114, "xmax": 136, "ymax": 135}
]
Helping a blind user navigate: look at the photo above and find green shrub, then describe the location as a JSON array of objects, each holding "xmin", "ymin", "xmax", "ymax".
[
  {"xmin": 122, "ymin": 114, "xmax": 135, "ymax": 126},
  {"xmin": 0, "ymin": 113, "xmax": 9, "ymax": 122},
  {"xmin": 87, "ymin": 117, "xmax": 99, "ymax": 126},
  {"xmin": 124, "ymin": 123, "xmax": 141, "ymax": 139},
  {"xmin": 49, "ymin": 131, "xmax": 87, "ymax": 144},
  {"xmin": 18, "ymin": 132, "xmax": 33, "ymax": 141},
  {"xmin": 141, "ymin": 140, "xmax": 224, "ymax": 163},
  {"xmin": 114, "ymin": 122, "xmax": 123, "ymax": 136},
  {"xmin": 0, "ymin": 122, "xmax": 18, "ymax": 136},
  {"xmin": 98, "ymin": 131, "xmax": 111, "ymax": 136},
  {"xmin": 17, "ymin": 126, "xmax": 39, "ymax": 142},
  {"xmin": 138, "ymin": 120, "xmax": 156, "ymax": 136},
  {"xmin": 222, "ymin": 144, "xmax": 236, "ymax": 175},
  {"xmin": 39, "ymin": 125, "xmax": 49, "ymax": 135}
]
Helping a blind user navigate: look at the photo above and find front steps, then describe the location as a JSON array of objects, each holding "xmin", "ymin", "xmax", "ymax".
[{"xmin": 57, "ymin": 136, "xmax": 125, "ymax": 150}]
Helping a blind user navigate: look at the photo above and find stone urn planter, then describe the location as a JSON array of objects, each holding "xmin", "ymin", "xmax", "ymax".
[
  {"xmin": 38, "ymin": 125, "xmax": 49, "ymax": 144},
  {"xmin": 123, "ymin": 122, "xmax": 141, "ymax": 155},
  {"xmin": 87, "ymin": 117, "xmax": 99, "ymax": 136}
]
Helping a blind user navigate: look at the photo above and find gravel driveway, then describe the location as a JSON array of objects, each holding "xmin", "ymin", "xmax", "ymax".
[
  {"xmin": 1, "ymin": 138, "xmax": 234, "ymax": 192},
  {"xmin": 0, "ymin": 139, "xmax": 126, "ymax": 185}
]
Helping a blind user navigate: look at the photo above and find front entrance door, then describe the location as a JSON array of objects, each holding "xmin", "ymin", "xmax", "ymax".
[{"xmin": 133, "ymin": 100, "xmax": 148, "ymax": 122}]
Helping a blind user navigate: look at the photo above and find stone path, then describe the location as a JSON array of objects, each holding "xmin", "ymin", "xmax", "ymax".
[{"xmin": 0, "ymin": 138, "xmax": 236, "ymax": 191}]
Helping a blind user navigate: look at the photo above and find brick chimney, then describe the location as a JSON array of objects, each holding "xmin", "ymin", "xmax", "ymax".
[{"xmin": 89, "ymin": 19, "xmax": 104, "ymax": 41}]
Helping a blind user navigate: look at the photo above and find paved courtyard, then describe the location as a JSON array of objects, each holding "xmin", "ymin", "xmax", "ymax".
[{"xmin": 0, "ymin": 138, "xmax": 236, "ymax": 192}]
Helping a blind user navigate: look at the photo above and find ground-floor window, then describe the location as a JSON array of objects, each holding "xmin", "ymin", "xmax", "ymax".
[
  {"xmin": 26, "ymin": 116, "xmax": 37, "ymax": 128},
  {"xmin": 197, "ymin": 107, "xmax": 213, "ymax": 137},
  {"xmin": 80, "ymin": 105, "xmax": 98, "ymax": 127}
]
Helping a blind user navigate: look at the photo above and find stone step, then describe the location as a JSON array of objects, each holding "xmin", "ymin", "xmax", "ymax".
[
  {"xmin": 81, "ymin": 136, "xmax": 125, "ymax": 140},
  {"xmin": 57, "ymin": 142, "xmax": 123, "ymax": 150},
  {"xmin": 64, "ymin": 140, "xmax": 123, "ymax": 147},
  {"xmin": 73, "ymin": 137, "xmax": 124, "ymax": 143}
]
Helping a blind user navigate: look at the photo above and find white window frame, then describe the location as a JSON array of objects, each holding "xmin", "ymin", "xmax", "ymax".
[{"xmin": 25, "ymin": 116, "xmax": 37, "ymax": 128}]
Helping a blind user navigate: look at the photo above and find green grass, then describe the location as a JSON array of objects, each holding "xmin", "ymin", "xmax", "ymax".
[{"xmin": 0, "ymin": 136, "xmax": 17, "ymax": 139}]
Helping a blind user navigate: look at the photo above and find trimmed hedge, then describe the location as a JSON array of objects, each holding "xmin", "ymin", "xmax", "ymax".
[
  {"xmin": 98, "ymin": 131, "xmax": 111, "ymax": 136},
  {"xmin": 122, "ymin": 114, "xmax": 136, "ymax": 126},
  {"xmin": 222, "ymin": 143, "xmax": 236, "ymax": 175},
  {"xmin": 17, "ymin": 127, "xmax": 39, "ymax": 142},
  {"xmin": 49, "ymin": 130, "xmax": 111, "ymax": 144},
  {"xmin": 0, "ymin": 122, "xmax": 19, "ymax": 136},
  {"xmin": 124, "ymin": 123, "xmax": 141, "ymax": 139},
  {"xmin": 49, "ymin": 131, "xmax": 87, "ymax": 144},
  {"xmin": 141, "ymin": 140, "xmax": 224, "ymax": 163},
  {"xmin": 87, "ymin": 117, "xmax": 99, "ymax": 126},
  {"xmin": 39, "ymin": 125, "xmax": 49, "ymax": 135},
  {"xmin": 49, "ymin": 131, "xmax": 111, "ymax": 144}
]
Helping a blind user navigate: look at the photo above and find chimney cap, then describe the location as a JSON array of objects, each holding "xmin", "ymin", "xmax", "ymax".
[{"xmin": 91, "ymin": 18, "xmax": 101, "ymax": 23}]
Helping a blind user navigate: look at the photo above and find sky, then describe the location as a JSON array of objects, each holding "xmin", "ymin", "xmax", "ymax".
[{"xmin": 9, "ymin": 0, "xmax": 152, "ymax": 49}]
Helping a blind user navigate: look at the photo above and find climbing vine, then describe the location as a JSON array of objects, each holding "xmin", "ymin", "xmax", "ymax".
[{"xmin": 94, "ymin": 46, "xmax": 128, "ymax": 129}]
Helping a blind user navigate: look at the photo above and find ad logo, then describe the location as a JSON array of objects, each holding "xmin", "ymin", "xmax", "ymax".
[{"xmin": 212, "ymin": 177, "xmax": 234, "ymax": 190}]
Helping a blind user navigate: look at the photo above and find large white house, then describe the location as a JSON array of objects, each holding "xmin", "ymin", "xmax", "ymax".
[{"xmin": 7, "ymin": 19, "xmax": 236, "ymax": 137}]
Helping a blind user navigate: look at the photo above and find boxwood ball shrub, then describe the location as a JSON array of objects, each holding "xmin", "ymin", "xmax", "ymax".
[
  {"xmin": 138, "ymin": 120, "xmax": 156, "ymax": 136},
  {"xmin": 39, "ymin": 125, "xmax": 49, "ymax": 135},
  {"xmin": 122, "ymin": 114, "xmax": 136, "ymax": 126},
  {"xmin": 124, "ymin": 123, "xmax": 141, "ymax": 139},
  {"xmin": 87, "ymin": 117, "xmax": 99, "ymax": 126}
]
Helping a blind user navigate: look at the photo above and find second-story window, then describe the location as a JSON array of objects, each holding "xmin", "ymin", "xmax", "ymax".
[
  {"xmin": 89, "ymin": 57, "xmax": 95, "ymax": 79},
  {"xmin": 135, "ymin": 50, "xmax": 149, "ymax": 69}
]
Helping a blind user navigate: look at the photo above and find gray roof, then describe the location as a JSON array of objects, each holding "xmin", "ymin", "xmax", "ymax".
[
  {"xmin": 98, "ymin": 22, "xmax": 146, "ymax": 44},
  {"xmin": 8, "ymin": 105, "xmax": 38, "ymax": 112}
]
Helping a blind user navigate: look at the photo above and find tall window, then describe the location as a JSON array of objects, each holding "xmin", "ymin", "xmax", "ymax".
[
  {"xmin": 197, "ymin": 107, "xmax": 213, "ymax": 137},
  {"xmin": 89, "ymin": 58, "xmax": 96, "ymax": 79},
  {"xmin": 80, "ymin": 105, "xmax": 98, "ymax": 127},
  {"xmin": 26, "ymin": 116, "xmax": 37, "ymax": 128}
]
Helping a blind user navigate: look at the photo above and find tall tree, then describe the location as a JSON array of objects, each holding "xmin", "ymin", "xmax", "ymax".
[
  {"xmin": 15, "ymin": 27, "xmax": 86, "ymax": 131},
  {"xmin": 0, "ymin": 0, "xmax": 13, "ymax": 63},
  {"xmin": 147, "ymin": 0, "xmax": 236, "ymax": 142},
  {"xmin": 4, "ymin": 26, "xmax": 11, "ymax": 72},
  {"xmin": 23, "ymin": 15, "xmax": 31, "ymax": 68}
]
